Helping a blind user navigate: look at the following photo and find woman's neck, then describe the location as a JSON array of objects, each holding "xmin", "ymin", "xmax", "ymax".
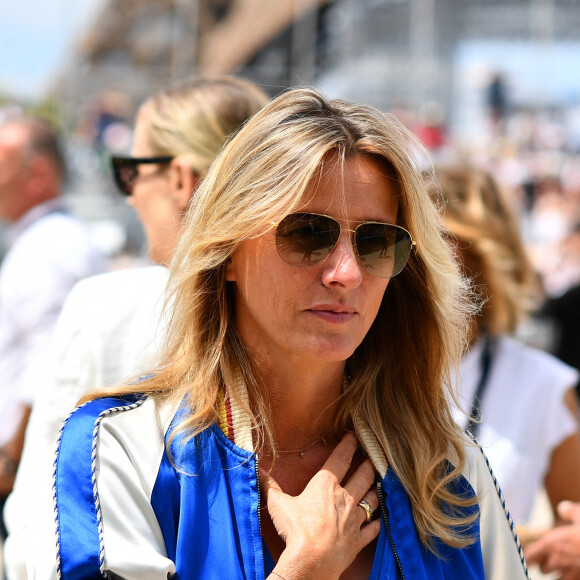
[{"xmin": 255, "ymin": 357, "xmax": 346, "ymax": 451}]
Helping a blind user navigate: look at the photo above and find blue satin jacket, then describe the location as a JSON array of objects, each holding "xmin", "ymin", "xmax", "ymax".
[{"xmin": 53, "ymin": 395, "xmax": 527, "ymax": 579}]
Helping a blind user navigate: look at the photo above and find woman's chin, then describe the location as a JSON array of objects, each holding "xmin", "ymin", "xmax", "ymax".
[{"xmin": 297, "ymin": 336, "xmax": 360, "ymax": 364}]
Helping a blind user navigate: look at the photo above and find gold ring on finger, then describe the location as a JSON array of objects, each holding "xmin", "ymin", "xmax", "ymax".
[{"xmin": 357, "ymin": 499, "xmax": 373, "ymax": 523}]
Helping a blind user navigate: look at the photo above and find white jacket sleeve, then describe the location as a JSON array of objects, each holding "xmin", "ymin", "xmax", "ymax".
[
  {"xmin": 462, "ymin": 441, "xmax": 531, "ymax": 580},
  {"xmin": 30, "ymin": 397, "xmax": 175, "ymax": 580}
]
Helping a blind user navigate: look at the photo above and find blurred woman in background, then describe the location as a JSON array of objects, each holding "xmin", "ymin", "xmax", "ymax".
[
  {"xmin": 3, "ymin": 75, "xmax": 268, "ymax": 579},
  {"xmin": 431, "ymin": 162, "xmax": 580, "ymax": 529}
]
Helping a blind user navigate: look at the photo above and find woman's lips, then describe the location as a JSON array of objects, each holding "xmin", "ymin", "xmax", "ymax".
[{"xmin": 307, "ymin": 305, "xmax": 357, "ymax": 323}]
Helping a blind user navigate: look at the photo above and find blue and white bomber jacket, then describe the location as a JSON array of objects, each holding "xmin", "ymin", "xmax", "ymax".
[{"xmin": 47, "ymin": 392, "xmax": 530, "ymax": 580}]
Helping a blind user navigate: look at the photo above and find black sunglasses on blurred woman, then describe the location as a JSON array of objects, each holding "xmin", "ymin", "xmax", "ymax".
[{"xmin": 110, "ymin": 156, "xmax": 174, "ymax": 196}]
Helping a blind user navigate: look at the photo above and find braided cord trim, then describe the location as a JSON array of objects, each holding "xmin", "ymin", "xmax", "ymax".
[
  {"xmin": 476, "ymin": 442, "xmax": 532, "ymax": 580},
  {"xmin": 54, "ymin": 396, "xmax": 146, "ymax": 579}
]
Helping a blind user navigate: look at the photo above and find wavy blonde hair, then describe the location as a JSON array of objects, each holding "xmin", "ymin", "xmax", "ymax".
[
  {"xmin": 93, "ymin": 88, "xmax": 481, "ymax": 550},
  {"xmin": 431, "ymin": 163, "xmax": 538, "ymax": 335},
  {"xmin": 137, "ymin": 75, "xmax": 269, "ymax": 174}
]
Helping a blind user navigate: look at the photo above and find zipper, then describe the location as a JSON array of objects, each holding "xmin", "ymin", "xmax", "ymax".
[
  {"xmin": 377, "ymin": 480, "xmax": 406, "ymax": 580},
  {"xmin": 255, "ymin": 454, "xmax": 266, "ymax": 578}
]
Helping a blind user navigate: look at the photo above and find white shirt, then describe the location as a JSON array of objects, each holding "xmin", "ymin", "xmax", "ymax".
[
  {"xmin": 0, "ymin": 199, "xmax": 105, "ymax": 446},
  {"xmin": 3, "ymin": 265, "xmax": 170, "ymax": 580},
  {"xmin": 452, "ymin": 334, "xmax": 579, "ymax": 524}
]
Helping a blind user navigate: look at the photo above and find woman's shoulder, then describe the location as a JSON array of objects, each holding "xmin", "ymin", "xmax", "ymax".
[
  {"xmin": 56, "ymin": 394, "xmax": 178, "ymax": 501},
  {"xmin": 62, "ymin": 392, "xmax": 175, "ymax": 434},
  {"xmin": 496, "ymin": 335, "xmax": 578, "ymax": 381},
  {"xmin": 67, "ymin": 265, "xmax": 169, "ymax": 307},
  {"xmin": 57, "ymin": 395, "xmax": 176, "ymax": 469},
  {"xmin": 448, "ymin": 433, "xmax": 518, "ymax": 510},
  {"xmin": 454, "ymin": 435, "xmax": 500, "ymax": 493},
  {"xmin": 444, "ymin": 434, "xmax": 491, "ymax": 492},
  {"xmin": 53, "ymin": 265, "xmax": 170, "ymax": 356}
]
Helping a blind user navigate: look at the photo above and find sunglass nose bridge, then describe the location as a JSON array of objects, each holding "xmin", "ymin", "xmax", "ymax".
[
  {"xmin": 316, "ymin": 232, "xmax": 366, "ymax": 285},
  {"xmin": 327, "ymin": 226, "xmax": 360, "ymax": 260}
]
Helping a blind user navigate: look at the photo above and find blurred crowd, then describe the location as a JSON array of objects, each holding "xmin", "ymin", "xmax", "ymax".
[
  {"xmin": 2, "ymin": 71, "xmax": 580, "ymax": 579},
  {"xmin": 400, "ymin": 76, "xmax": 580, "ymax": 361}
]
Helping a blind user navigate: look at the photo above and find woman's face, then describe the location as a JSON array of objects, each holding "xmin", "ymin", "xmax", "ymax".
[
  {"xmin": 128, "ymin": 117, "xmax": 181, "ymax": 265},
  {"xmin": 226, "ymin": 154, "xmax": 399, "ymax": 368}
]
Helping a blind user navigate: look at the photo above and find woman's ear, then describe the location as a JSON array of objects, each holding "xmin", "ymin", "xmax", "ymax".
[{"xmin": 169, "ymin": 156, "xmax": 200, "ymax": 212}]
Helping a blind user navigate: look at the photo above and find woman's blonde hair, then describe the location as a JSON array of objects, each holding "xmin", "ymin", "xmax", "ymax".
[
  {"xmin": 137, "ymin": 75, "xmax": 269, "ymax": 175},
  {"xmin": 92, "ymin": 88, "xmax": 480, "ymax": 550},
  {"xmin": 431, "ymin": 163, "xmax": 537, "ymax": 335}
]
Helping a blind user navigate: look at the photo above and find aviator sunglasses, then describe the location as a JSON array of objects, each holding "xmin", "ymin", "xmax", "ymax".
[
  {"xmin": 274, "ymin": 212, "xmax": 416, "ymax": 278},
  {"xmin": 111, "ymin": 156, "xmax": 174, "ymax": 196}
]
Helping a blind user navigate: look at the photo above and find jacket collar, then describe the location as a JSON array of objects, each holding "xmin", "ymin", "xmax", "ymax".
[{"xmin": 217, "ymin": 381, "xmax": 389, "ymax": 479}]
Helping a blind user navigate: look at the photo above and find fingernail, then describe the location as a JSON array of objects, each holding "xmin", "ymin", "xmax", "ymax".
[{"xmin": 558, "ymin": 500, "xmax": 573, "ymax": 512}]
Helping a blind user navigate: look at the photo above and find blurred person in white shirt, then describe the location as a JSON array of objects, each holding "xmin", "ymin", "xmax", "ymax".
[{"xmin": 0, "ymin": 116, "xmax": 106, "ymax": 537}]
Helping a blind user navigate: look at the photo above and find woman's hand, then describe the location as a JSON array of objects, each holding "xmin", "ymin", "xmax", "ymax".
[{"xmin": 261, "ymin": 432, "xmax": 381, "ymax": 580}]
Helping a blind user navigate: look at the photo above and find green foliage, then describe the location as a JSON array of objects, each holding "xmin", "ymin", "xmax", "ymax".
[
  {"xmin": 29, "ymin": 98, "xmax": 65, "ymax": 129},
  {"xmin": 0, "ymin": 91, "xmax": 66, "ymax": 130}
]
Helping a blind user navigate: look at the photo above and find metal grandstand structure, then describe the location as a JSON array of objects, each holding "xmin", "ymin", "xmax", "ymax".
[{"xmin": 52, "ymin": 0, "xmax": 580, "ymax": 122}]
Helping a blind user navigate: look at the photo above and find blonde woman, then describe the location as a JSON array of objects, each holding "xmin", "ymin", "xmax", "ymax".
[
  {"xmin": 4, "ymin": 76, "xmax": 268, "ymax": 579},
  {"xmin": 45, "ymin": 89, "xmax": 528, "ymax": 579},
  {"xmin": 432, "ymin": 163, "xmax": 580, "ymax": 526}
]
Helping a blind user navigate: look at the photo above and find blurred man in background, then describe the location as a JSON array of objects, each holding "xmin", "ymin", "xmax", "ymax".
[{"xmin": 0, "ymin": 117, "xmax": 105, "ymax": 538}]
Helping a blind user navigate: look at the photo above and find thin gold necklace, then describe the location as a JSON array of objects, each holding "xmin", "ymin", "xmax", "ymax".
[
  {"xmin": 276, "ymin": 435, "xmax": 328, "ymax": 458},
  {"xmin": 275, "ymin": 375, "xmax": 349, "ymax": 458}
]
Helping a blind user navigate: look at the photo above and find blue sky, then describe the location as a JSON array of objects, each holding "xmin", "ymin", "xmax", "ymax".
[
  {"xmin": 456, "ymin": 40, "xmax": 580, "ymax": 107},
  {"xmin": 0, "ymin": 0, "xmax": 103, "ymax": 99},
  {"xmin": 451, "ymin": 39, "xmax": 580, "ymax": 139}
]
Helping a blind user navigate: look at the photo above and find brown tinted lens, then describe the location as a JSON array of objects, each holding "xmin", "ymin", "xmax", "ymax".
[
  {"xmin": 355, "ymin": 223, "xmax": 412, "ymax": 278},
  {"xmin": 275, "ymin": 213, "xmax": 340, "ymax": 267}
]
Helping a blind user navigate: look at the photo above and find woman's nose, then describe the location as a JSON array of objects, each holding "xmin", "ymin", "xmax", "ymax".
[{"xmin": 320, "ymin": 235, "xmax": 363, "ymax": 288}]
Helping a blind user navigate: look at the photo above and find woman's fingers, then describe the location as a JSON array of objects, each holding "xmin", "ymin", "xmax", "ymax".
[
  {"xmin": 267, "ymin": 433, "xmax": 378, "ymax": 525},
  {"xmin": 262, "ymin": 433, "xmax": 380, "ymax": 533},
  {"xmin": 259, "ymin": 467, "xmax": 283, "ymax": 501},
  {"xmin": 359, "ymin": 519, "xmax": 382, "ymax": 550},
  {"xmin": 321, "ymin": 433, "xmax": 376, "ymax": 501},
  {"xmin": 320, "ymin": 431, "xmax": 359, "ymax": 481},
  {"xmin": 343, "ymin": 457, "xmax": 377, "ymax": 501},
  {"xmin": 355, "ymin": 487, "xmax": 382, "ymax": 559}
]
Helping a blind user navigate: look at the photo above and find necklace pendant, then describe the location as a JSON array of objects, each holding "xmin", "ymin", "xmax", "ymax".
[{"xmin": 299, "ymin": 451, "xmax": 305, "ymax": 459}]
